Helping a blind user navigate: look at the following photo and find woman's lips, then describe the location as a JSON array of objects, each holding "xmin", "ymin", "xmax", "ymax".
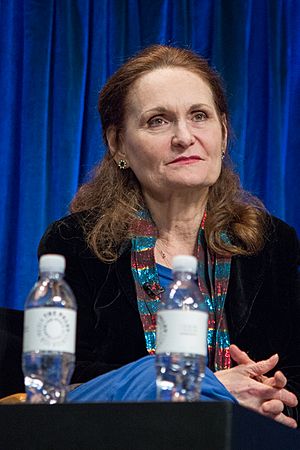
[{"xmin": 168, "ymin": 156, "xmax": 203, "ymax": 165}]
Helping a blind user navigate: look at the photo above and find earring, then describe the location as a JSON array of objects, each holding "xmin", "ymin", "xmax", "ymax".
[
  {"xmin": 118, "ymin": 159, "xmax": 128, "ymax": 170},
  {"xmin": 221, "ymin": 150, "xmax": 225, "ymax": 160}
]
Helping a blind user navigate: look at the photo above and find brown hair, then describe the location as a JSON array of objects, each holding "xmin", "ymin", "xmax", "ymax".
[{"xmin": 71, "ymin": 45, "xmax": 267, "ymax": 262}]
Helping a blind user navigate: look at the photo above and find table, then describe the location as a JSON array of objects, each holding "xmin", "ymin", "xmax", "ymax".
[{"xmin": 0, "ymin": 401, "xmax": 300, "ymax": 450}]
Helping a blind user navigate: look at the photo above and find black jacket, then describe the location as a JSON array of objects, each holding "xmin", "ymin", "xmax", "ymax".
[{"xmin": 38, "ymin": 211, "xmax": 300, "ymax": 420}]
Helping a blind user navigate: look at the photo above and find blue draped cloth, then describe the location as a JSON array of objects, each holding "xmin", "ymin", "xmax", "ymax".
[{"xmin": 68, "ymin": 356, "xmax": 237, "ymax": 403}]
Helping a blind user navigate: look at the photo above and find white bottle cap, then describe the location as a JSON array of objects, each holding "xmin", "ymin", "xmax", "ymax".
[
  {"xmin": 39, "ymin": 254, "xmax": 66, "ymax": 274},
  {"xmin": 172, "ymin": 255, "xmax": 197, "ymax": 274}
]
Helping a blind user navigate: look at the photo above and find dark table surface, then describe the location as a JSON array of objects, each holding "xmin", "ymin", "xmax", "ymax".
[{"xmin": 0, "ymin": 401, "xmax": 300, "ymax": 450}]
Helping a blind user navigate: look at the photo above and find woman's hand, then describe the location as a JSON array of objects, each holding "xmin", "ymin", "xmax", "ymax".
[
  {"xmin": 229, "ymin": 344, "xmax": 288, "ymax": 388},
  {"xmin": 214, "ymin": 345, "xmax": 298, "ymax": 428}
]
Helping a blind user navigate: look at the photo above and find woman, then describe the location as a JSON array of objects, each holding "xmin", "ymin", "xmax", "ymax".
[{"xmin": 39, "ymin": 45, "xmax": 299, "ymax": 427}]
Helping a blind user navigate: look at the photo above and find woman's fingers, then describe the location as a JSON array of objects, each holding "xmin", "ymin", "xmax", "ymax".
[
  {"xmin": 273, "ymin": 386, "xmax": 298, "ymax": 407},
  {"xmin": 261, "ymin": 399, "xmax": 284, "ymax": 417},
  {"xmin": 264, "ymin": 371, "xmax": 287, "ymax": 389},
  {"xmin": 261, "ymin": 398, "xmax": 297, "ymax": 428},
  {"xmin": 248, "ymin": 381, "xmax": 298, "ymax": 406},
  {"xmin": 273, "ymin": 371, "xmax": 287, "ymax": 388},
  {"xmin": 229, "ymin": 344, "xmax": 252, "ymax": 365},
  {"xmin": 229, "ymin": 347, "xmax": 279, "ymax": 379},
  {"xmin": 230, "ymin": 346, "xmax": 289, "ymax": 391},
  {"xmin": 222, "ymin": 347, "xmax": 298, "ymax": 426},
  {"xmin": 246, "ymin": 354, "xmax": 279, "ymax": 378},
  {"xmin": 272, "ymin": 413, "xmax": 298, "ymax": 429}
]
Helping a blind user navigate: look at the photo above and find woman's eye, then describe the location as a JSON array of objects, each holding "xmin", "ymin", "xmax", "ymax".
[
  {"xmin": 147, "ymin": 116, "xmax": 168, "ymax": 128},
  {"xmin": 193, "ymin": 111, "xmax": 207, "ymax": 121}
]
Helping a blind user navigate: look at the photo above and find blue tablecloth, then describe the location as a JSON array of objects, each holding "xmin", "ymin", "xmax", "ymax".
[{"xmin": 68, "ymin": 355, "xmax": 237, "ymax": 403}]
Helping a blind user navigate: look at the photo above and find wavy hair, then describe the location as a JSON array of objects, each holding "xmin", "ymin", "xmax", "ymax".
[{"xmin": 71, "ymin": 45, "xmax": 268, "ymax": 262}]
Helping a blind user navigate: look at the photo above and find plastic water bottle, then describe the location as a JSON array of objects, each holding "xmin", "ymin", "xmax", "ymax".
[
  {"xmin": 156, "ymin": 255, "xmax": 208, "ymax": 402},
  {"xmin": 22, "ymin": 254, "xmax": 77, "ymax": 404}
]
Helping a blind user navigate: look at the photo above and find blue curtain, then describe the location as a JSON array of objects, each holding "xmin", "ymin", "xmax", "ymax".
[{"xmin": 1, "ymin": 0, "xmax": 299, "ymax": 310}]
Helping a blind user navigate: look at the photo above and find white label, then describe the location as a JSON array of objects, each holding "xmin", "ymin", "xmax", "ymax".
[
  {"xmin": 156, "ymin": 310, "xmax": 207, "ymax": 355},
  {"xmin": 23, "ymin": 308, "xmax": 76, "ymax": 353}
]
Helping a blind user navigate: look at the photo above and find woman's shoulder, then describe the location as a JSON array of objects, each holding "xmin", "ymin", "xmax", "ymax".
[
  {"xmin": 267, "ymin": 215, "xmax": 299, "ymax": 244},
  {"xmin": 233, "ymin": 215, "xmax": 299, "ymax": 263},
  {"xmin": 262, "ymin": 215, "xmax": 299, "ymax": 265},
  {"xmin": 38, "ymin": 209, "xmax": 96, "ymax": 258}
]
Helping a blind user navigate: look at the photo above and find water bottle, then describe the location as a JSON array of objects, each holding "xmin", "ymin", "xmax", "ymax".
[
  {"xmin": 22, "ymin": 254, "xmax": 77, "ymax": 404},
  {"xmin": 156, "ymin": 255, "xmax": 208, "ymax": 402}
]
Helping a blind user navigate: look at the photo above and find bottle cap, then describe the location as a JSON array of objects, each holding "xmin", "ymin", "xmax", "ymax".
[
  {"xmin": 39, "ymin": 254, "xmax": 66, "ymax": 274},
  {"xmin": 172, "ymin": 255, "xmax": 197, "ymax": 274}
]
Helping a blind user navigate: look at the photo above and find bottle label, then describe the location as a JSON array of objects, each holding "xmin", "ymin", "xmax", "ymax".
[
  {"xmin": 156, "ymin": 310, "xmax": 207, "ymax": 355},
  {"xmin": 23, "ymin": 308, "xmax": 76, "ymax": 353}
]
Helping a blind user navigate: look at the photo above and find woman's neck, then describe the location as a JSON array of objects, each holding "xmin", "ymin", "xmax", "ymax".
[{"xmin": 143, "ymin": 189, "xmax": 208, "ymax": 267}]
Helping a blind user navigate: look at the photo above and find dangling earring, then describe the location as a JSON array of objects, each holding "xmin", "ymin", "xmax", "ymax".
[
  {"xmin": 118, "ymin": 159, "xmax": 128, "ymax": 170},
  {"xmin": 221, "ymin": 150, "xmax": 225, "ymax": 160}
]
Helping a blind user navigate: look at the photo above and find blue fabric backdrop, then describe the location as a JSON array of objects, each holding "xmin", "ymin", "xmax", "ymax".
[{"xmin": 1, "ymin": 0, "xmax": 299, "ymax": 310}]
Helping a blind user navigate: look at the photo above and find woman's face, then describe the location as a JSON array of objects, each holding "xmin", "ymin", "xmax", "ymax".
[{"xmin": 112, "ymin": 67, "xmax": 227, "ymax": 199}]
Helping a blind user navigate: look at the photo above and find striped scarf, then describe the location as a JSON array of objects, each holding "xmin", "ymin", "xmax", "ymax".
[{"xmin": 130, "ymin": 209, "xmax": 232, "ymax": 371}]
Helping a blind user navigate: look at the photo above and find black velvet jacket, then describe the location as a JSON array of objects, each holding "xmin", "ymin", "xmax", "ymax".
[{"xmin": 38, "ymin": 212, "xmax": 300, "ymax": 420}]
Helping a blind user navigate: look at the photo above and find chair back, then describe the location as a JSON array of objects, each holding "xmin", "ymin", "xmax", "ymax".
[{"xmin": 0, "ymin": 307, "xmax": 25, "ymax": 397}]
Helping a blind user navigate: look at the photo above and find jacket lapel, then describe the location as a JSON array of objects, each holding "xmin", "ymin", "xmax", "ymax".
[
  {"xmin": 115, "ymin": 244, "xmax": 139, "ymax": 312},
  {"xmin": 226, "ymin": 247, "xmax": 268, "ymax": 337}
]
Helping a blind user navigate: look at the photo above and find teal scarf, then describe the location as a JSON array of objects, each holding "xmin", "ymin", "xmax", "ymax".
[{"xmin": 130, "ymin": 209, "xmax": 232, "ymax": 371}]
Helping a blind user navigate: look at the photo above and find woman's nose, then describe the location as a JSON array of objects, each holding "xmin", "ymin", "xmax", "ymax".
[{"xmin": 171, "ymin": 122, "xmax": 196, "ymax": 148}]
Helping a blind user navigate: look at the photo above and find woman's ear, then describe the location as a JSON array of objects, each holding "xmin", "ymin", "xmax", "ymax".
[
  {"xmin": 106, "ymin": 127, "xmax": 126, "ymax": 162},
  {"xmin": 106, "ymin": 126, "xmax": 118, "ymax": 159},
  {"xmin": 221, "ymin": 114, "xmax": 228, "ymax": 153}
]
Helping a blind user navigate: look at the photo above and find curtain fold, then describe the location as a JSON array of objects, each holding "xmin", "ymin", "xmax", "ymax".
[{"xmin": 0, "ymin": 0, "xmax": 299, "ymax": 309}]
